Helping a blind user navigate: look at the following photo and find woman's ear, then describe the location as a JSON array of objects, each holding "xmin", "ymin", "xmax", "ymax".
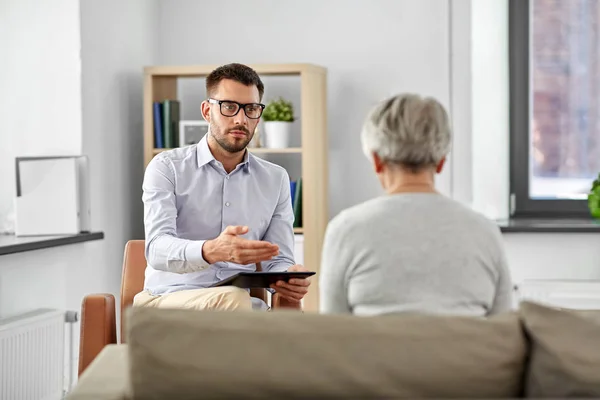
[
  {"xmin": 435, "ymin": 157, "xmax": 446, "ymax": 174},
  {"xmin": 373, "ymin": 153, "xmax": 384, "ymax": 174}
]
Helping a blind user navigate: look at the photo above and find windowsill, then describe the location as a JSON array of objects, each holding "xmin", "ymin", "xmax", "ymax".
[
  {"xmin": 0, "ymin": 232, "xmax": 104, "ymax": 256},
  {"xmin": 497, "ymin": 218, "xmax": 600, "ymax": 233}
]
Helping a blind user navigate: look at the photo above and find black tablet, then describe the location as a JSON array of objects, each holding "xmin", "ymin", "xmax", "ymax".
[{"xmin": 211, "ymin": 271, "xmax": 315, "ymax": 289}]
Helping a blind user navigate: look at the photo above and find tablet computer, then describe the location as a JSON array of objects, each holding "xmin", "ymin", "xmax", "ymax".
[{"xmin": 211, "ymin": 271, "xmax": 315, "ymax": 289}]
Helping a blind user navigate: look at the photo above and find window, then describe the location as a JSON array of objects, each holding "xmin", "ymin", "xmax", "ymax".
[{"xmin": 510, "ymin": 0, "xmax": 600, "ymax": 217}]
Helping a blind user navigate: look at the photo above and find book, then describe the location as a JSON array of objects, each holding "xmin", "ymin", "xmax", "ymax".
[
  {"xmin": 290, "ymin": 180, "xmax": 297, "ymax": 207},
  {"xmin": 153, "ymin": 102, "xmax": 164, "ymax": 148},
  {"xmin": 162, "ymin": 100, "xmax": 181, "ymax": 148},
  {"xmin": 171, "ymin": 100, "xmax": 180, "ymax": 148},
  {"xmin": 293, "ymin": 177, "xmax": 302, "ymax": 228}
]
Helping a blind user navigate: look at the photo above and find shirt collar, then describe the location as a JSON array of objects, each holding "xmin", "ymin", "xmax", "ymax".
[
  {"xmin": 196, "ymin": 134, "xmax": 215, "ymax": 168},
  {"xmin": 196, "ymin": 132, "xmax": 252, "ymax": 172},
  {"xmin": 241, "ymin": 148, "xmax": 251, "ymax": 172}
]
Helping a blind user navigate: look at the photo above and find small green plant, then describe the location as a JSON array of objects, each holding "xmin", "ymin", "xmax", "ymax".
[
  {"xmin": 262, "ymin": 97, "xmax": 295, "ymax": 122},
  {"xmin": 588, "ymin": 173, "xmax": 600, "ymax": 218}
]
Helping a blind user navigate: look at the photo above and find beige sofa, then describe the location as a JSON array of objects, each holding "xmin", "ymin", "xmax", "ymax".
[{"xmin": 67, "ymin": 301, "xmax": 600, "ymax": 399}]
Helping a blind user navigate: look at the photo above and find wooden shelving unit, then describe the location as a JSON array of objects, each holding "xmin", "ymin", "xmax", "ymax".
[{"xmin": 143, "ymin": 63, "xmax": 328, "ymax": 312}]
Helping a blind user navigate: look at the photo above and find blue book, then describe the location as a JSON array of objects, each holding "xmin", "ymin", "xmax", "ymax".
[
  {"xmin": 153, "ymin": 102, "xmax": 164, "ymax": 148},
  {"xmin": 290, "ymin": 180, "xmax": 297, "ymax": 207}
]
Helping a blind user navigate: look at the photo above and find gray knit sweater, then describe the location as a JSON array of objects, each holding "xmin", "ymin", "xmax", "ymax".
[{"xmin": 319, "ymin": 193, "xmax": 513, "ymax": 316}]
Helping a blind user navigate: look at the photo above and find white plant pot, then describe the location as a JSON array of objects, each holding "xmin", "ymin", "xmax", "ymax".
[{"xmin": 263, "ymin": 121, "xmax": 292, "ymax": 148}]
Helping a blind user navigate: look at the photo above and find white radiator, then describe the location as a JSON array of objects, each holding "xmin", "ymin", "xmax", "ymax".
[
  {"xmin": 516, "ymin": 279, "xmax": 600, "ymax": 310},
  {"xmin": 0, "ymin": 309, "xmax": 65, "ymax": 400}
]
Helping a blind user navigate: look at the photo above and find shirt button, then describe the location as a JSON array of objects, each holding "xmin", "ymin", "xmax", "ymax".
[
  {"xmin": 225, "ymin": 202, "xmax": 230, "ymax": 207},
  {"xmin": 226, "ymin": 176, "xmax": 230, "ymax": 180}
]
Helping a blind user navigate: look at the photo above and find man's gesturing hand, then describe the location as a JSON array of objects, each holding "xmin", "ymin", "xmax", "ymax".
[{"xmin": 202, "ymin": 225, "xmax": 279, "ymax": 265}]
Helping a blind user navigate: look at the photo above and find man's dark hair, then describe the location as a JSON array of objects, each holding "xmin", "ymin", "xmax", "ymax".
[{"xmin": 206, "ymin": 63, "xmax": 264, "ymax": 100}]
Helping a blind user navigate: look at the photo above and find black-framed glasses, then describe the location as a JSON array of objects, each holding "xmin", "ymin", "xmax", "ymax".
[{"xmin": 208, "ymin": 98, "xmax": 265, "ymax": 119}]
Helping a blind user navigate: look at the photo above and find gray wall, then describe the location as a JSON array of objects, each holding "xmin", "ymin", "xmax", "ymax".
[
  {"xmin": 80, "ymin": 0, "xmax": 157, "ymax": 296},
  {"xmin": 0, "ymin": 0, "xmax": 84, "ymax": 313},
  {"xmin": 160, "ymin": 0, "xmax": 600, "ymax": 290},
  {"xmin": 157, "ymin": 0, "xmax": 452, "ymax": 218},
  {"xmin": 0, "ymin": 0, "xmax": 158, "ymax": 388},
  {"xmin": 0, "ymin": 0, "xmax": 82, "ymax": 231}
]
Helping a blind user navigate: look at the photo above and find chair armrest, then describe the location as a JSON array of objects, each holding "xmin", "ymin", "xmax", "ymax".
[
  {"xmin": 78, "ymin": 294, "xmax": 117, "ymax": 377},
  {"xmin": 271, "ymin": 293, "xmax": 302, "ymax": 310}
]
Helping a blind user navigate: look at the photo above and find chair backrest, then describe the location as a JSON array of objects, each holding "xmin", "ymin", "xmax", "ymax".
[{"xmin": 120, "ymin": 240, "xmax": 146, "ymax": 341}]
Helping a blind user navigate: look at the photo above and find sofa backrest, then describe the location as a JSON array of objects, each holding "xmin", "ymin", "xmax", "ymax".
[
  {"xmin": 519, "ymin": 301, "xmax": 600, "ymax": 398},
  {"xmin": 125, "ymin": 307, "xmax": 527, "ymax": 398}
]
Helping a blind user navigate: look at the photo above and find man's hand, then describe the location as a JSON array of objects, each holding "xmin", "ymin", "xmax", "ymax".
[
  {"xmin": 270, "ymin": 264, "xmax": 312, "ymax": 303},
  {"xmin": 202, "ymin": 225, "xmax": 279, "ymax": 265}
]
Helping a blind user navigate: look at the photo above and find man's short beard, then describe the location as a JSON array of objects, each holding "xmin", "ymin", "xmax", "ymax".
[{"xmin": 210, "ymin": 123, "xmax": 253, "ymax": 153}]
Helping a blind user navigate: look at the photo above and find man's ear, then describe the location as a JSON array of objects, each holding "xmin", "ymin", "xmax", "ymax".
[
  {"xmin": 435, "ymin": 157, "xmax": 446, "ymax": 174},
  {"xmin": 201, "ymin": 100, "xmax": 211, "ymax": 123},
  {"xmin": 373, "ymin": 152, "xmax": 384, "ymax": 174}
]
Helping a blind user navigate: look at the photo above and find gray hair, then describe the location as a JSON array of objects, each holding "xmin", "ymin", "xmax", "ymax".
[{"xmin": 361, "ymin": 93, "xmax": 451, "ymax": 170}]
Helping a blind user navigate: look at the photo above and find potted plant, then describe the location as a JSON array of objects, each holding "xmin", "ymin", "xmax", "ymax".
[
  {"xmin": 262, "ymin": 97, "xmax": 295, "ymax": 148},
  {"xmin": 588, "ymin": 173, "xmax": 600, "ymax": 218}
]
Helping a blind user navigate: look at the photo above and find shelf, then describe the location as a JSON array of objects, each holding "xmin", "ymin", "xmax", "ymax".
[
  {"xmin": 153, "ymin": 147, "xmax": 302, "ymax": 155},
  {"xmin": 497, "ymin": 218, "xmax": 600, "ymax": 233},
  {"xmin": 293, "ymin": 228, "xmax": 303, "ymax": 234},
  {"xmin": 144, "ymin": 63, "xmax": 325, "ymax": 77},
  {"xmin": 0, "ymin": 232, "xmax": 104, "ymax": 256}
]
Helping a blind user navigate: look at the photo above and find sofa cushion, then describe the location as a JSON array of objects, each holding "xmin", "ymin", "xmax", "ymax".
[
  {"xmin": 67, "ymin": 344, "xmax": 131, "ymax": 400},
  {"xmin": 126, "ymin": 307, "xmax": 526, "ymax": 399},
  {"xmin": 520, "ymin": 301, "xmax": 600, "ymax": 397}
]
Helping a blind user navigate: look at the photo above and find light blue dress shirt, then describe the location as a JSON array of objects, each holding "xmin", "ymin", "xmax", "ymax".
[{"xmin": 142, "ymin": 134, "xmax": 295, "ymax": 295}]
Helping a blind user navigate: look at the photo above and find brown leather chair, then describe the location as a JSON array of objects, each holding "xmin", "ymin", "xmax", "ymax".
[{"xmin": 78, "ymin": 240, "xmax": 300, "ymax": 376}]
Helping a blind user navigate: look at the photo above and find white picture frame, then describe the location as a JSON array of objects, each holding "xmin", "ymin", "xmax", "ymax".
[{"xmin": 179, "ymin": 120, "xmax": 209, "ymax": 146}]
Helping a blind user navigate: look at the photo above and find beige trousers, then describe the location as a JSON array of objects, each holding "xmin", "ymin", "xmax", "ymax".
[{"xmin": 133, "ymin": 286, "xmax": 253, "ymax": 311}]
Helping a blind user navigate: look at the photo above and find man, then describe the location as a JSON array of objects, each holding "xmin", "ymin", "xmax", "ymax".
[{"xmin": 134, "ymin": 63, "xmax": 311, "ymax": 311}]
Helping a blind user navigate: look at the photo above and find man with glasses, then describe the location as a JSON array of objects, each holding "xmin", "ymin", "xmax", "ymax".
[{"xmin": 135, "ymin": 63, "xmax": 311, "ymax": 311}]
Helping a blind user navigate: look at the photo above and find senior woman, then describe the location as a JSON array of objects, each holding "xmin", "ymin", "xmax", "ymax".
[{"xmin": 319, "ymin": 93, "xmax": 513, "ymax": 317}]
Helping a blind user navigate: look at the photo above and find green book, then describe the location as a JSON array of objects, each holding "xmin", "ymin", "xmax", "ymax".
[
  {"xmin": 163, "ymin": 100, "xmax": 173, "ymax": 148},
  {"xmin": 162, "ymin": 100, "xmax": 181, "ymax": 148},
  {"xmin": 293, "ymin": 178, "xmax": 303, "ymax": 228},
  {"xmin": 171, "ymin": 100, "xmax": 180, "ymax": 148}
]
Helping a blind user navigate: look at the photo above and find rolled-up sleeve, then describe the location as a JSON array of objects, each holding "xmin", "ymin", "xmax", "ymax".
[
  {"xmin": 142, "ymin": 155, "xmax": 210, "ymax": 273},
  {"xmin": 260, "ymin": 171, "xmax": 295, "ymax": 272}
]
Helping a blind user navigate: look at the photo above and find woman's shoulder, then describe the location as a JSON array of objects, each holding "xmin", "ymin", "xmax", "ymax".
[
  {"xmin": 329, "ymin": 194, "xmax": 499, "ymax": 234},
  {"xmin": 326, "ymin": 197, "xmax": 391, "ymax": 234}
]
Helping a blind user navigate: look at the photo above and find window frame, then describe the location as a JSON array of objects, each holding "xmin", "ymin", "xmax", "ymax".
[{"xmin": 509, "ymin": 0, "xmax": 591, "ymax": 218}]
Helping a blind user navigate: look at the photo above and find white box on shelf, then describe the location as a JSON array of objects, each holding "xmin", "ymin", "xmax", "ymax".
[
  {"xmin": 14, "ymin": 156, "xmax": 91, "ymax": 236},
  {"xmin": 294, "ymin": 234, "xmax": 304, "ymax": 266},
  {"xmin": 179, "ymin": 120, "xmax": 209, "ymax": 146}
]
